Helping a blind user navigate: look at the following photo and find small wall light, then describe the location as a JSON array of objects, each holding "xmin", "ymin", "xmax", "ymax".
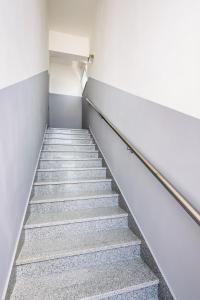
[{"xmin": 88, "ymin": 54, "xmax": 95, "ymax": 64}]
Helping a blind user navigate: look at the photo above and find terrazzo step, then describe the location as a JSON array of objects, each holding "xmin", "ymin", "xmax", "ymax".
[
  {"xmin": 44, "ymin": 138, "xmax": 94, "ymax": 144},
  {"xmin": 16, "ymin": 228, "xmax": 140, "ymax": 267},
  {"xmin": 10, "ymin": 257, "xmax": 159, "ymax": 300},
  {"xmin": 33, "ymin": 179, "xmax": 112, "ymax": 197},
  {"xmin": 45, "ymin": 133, "xmax": 91, "ymax": 139},
  {"xmin": 24, "ymin": 207, "xmax": 128, "ymax": 241},
  {"xmin": 29, "ymin": 191, "xmax": 119, "ymax": 214},
  {"xmin": 7, "ymin": 127, "xmax": 160, "ymax": 300},
  {"xmin": 38, "ymin": 158, "xmax": 103, "ymax": 169},
  {"xmin": 40, "ymin": 150, "xmax": 99, "ymax": 159},
  {"xmin": 47, "ymin": 127, "xmax": 89, "ymax": 130},
  {"xmin": 47, "ymin": 128, "xmax": 89, "ymax": 134},
  {"xmin": 25, "ymin": 206, "xmax": 126, "ymax": 229},
  {"xmin": 36, "ymin": 167, "xmax": 107, "ymax": 181},
  {"xmin": 43, "ymin": 144, "xmax": 96, "ymax": 151}
]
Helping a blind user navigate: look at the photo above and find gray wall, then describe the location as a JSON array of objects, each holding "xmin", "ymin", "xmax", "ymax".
[
  {"xmin": 49, "ymin": 93, "xmax": 82, "ymax": 129},
  {"xmin": 83, "ymin": 78, "xmax": 200, "ymax": 300},
  {"xmin": 0, "ymin": 71, "xmax": 48, "ymax": 299}
]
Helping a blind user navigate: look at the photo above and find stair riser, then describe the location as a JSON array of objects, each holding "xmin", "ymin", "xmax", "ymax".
[
  {"xmin": 40, "ymin": 151, "xmax": 99, "ymax": 159},
  {"xmin": 47, "ymin": 129, "xmax": 89, "ymax": 134},
  {"xmin": 16, "ymin": 245, "xmax": 140, "ymax": 278},
  {"xmin": 36, "ymin": 169, "xmax": 106, "ymax": 182},
  {"xmin": 33, "ymin": 181, "xmax": 112, "ymax": 197},
  {"xmin": 45, "ymin": 133, "xmax": 91, "ymax": 139},
  {"xmin": 29, "ymin": 196, "xmax": 119, "ymax": 214},
  {"xmin": 43, "ymin": 144, "xmax": 96, "ymax": 151},
  {"xmin": 44, "ymin": 139, "xmax": 94, "ymax": 145},
  {"xmin": 96, "ymin": 285, "xmax": 158, "ymax": 300},
  {"xmin": 38, "ymin": 159, "xmax": 102, "ymax": 168},
  {"xmin": 24, "ymin": 218, "xmax": 128, "ymax": 241}
]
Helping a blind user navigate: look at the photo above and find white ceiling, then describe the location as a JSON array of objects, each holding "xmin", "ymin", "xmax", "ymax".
[{"xmin": 48, "ymin": 0, "xmax": 97, "ymax": 38}]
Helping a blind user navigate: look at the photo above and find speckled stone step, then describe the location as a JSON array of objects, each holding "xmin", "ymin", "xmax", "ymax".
[
  {"xmin": 7, "ymin": 127, "xmax": 159, "ymax": 300},
  {"xmin": 44, "ymin": 137, "xmax": 94, "ymax": 144},
  {"xmin": 9, "ymin": 257, "xmax": 158, "ymax": 300},
  {"xmin": 45, "ymin": 133, "xmax": 91, "ymax": 139},
  {"xmin": 35, "ymin": 167, "xmax": 107, "ymax": 181},
  {"xmin": 43, "ymin": 144, "xmax": 96, "ymax": 151},
  {"xmin": 33, "ymin": 179, "xmax": 112, "ymax": 197},
  {"xmin": 39, "ymin": 158, "xmax": 103, "ymax": 169},
  {"xmin": 24, "ymin": 207, "xmax": 128, "ymax": 241},
  {"xmin": 47, "ymin": 127, "xmax": 89, "ymax": 131},
  {"xmin": 47, "ymin": 128, "xmax": 89, "ymax": 134},
  {"xmin": 16, "ymin": 228, "xmax": 140, "ymax": 268},
  {"xmin": 25, "ymin": 207, "xmax": 126, "ymax": 229},
  {"xmin": 40, "ymin": 150, "xmax": 99, "ymax": 159},
  {"xmin": 29, "ymin": 191, "xmax": 119, "ymax": 214}
]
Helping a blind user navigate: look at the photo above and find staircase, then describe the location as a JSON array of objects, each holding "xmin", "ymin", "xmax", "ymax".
[{"xmin": 8, "ymin": 128, "xmax": 159, "ymax": 299}]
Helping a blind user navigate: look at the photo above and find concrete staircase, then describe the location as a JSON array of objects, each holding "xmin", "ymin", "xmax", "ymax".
[{"xmin": 9, "ymin": 128, "xmax": 159, "ymax": 299}]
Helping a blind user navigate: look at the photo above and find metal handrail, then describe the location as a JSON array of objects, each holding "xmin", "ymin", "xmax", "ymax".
[{"xmin": 85, "ymin": 96, "xmax": 200, "ymax": 226}]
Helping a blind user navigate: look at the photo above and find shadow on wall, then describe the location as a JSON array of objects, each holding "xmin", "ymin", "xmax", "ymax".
[{"xmin": 48, "ymin": 93, "xmax": 82, "ymax": 129}]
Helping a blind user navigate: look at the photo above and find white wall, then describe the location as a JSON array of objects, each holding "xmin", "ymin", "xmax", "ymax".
[
  {"xmin": 49, "ymin": 60, "xmax": 83, "ymax": 96},
  {"xmin": 83, "ymin": 79, "xmax": 200, "ymax": 299},
  {"xmin": 0, "ymin": 0, "xmax": 48, "ymax": 89},
  {"xmin": 49, "ymin": 55, "xmax": 83, "ymax": 129},
  {"xmin": 86, "ymin": 1, "xmax": 200, "ymax": 298},
  {"xmin": 49, "ymin": 30, "xmax": 90, "ymax": 57},
  {"xmin": 48, "ymin": 0, "xmax": 97, "ymax": 38},
  {"xmin": 89, "ymin": 0, "xmax": 200, "ymax": 119},
  {"xmin": 0, "ymin": 1, "xmax": 48, "ymax": 298}
]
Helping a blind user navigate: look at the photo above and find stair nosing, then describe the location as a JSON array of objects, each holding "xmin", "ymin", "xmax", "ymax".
[
  {"xmin": 43, "ymin": 143, "xmax": 95, "ymax": 146},
  {"xmin": 45, "ymin": 134, "xmax": 91, "ymax": 138},
  {"xmin": 44, "ymin": 137, "xmax": 92, "ymax": 140},
  {"xmin": 82, "ymin": 280, "xmax": 159, "ymax": 300},
  {"xmin": 46, "ymin": 132, "xmax": 89, "ymax": 134},
  {"xmin": 39, "ymin": 158, "xmax": 102, "ymax": 161},
  {"xmin": 30, "ymin": 192, "xmax": 119, "ymax": 204},
  {"xmin": 16, "ymin": 241, "xmax": 140, "ymax": 266},
  {"xmin": 24, "ymin": 212, "xmax": 128, "ymax": 229},
  {"xmin": 41, "ymin": 150, "xmax": 98, "ymax": 153},
  {"xmin": 36, "ymin": 167, "xmax": 106, "ymax": 172},
  {"xmin": 33, "ymin": 178, "xmax": 112, "ymax": 186},
  {"xmin": 47, "ymin": 128, "xmax": 89, "ymax": 131}
]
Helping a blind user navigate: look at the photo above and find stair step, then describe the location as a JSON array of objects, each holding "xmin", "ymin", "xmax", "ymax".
[
  {"xmin": 44, "ymin": 138, "xmax": 94, "ymax": 144},
  {"xmin": 39, "ymin": 158, "xmax": 102, "ymax": 168},
  {"xmin": 45, "ymin": 133, "xmax": 91, "ymax": 139},
  {"xmin": 33, "ymin": 179, "xmax": 112, "ymax": 197},
  {"xmin": 24, "ymin": 208, "xmax": 128, "ymax": 241},
  {"xmin": 30, "ymin": 190, "xmax": 119, "ymax": 204},
  {"xmin": 8, "ymin": 127, "xmax": 159, "ymax": 300},
  {"xmin": 47, "ymin": 128, "xmax": 89, "ymax": 134},
  {"xmin": 17, "ymin": 228, "xmax": 140, "ymax": 265},
  {"xmin": 29, "ymin": 191, "xmax": 119, "ymax": 213},
  {"xmin": 10, "ymin": 258, "xmax": 158, "ymax": 299},
  {"xmin": 43, "ymin": 144, "xmax": 96, "ymax": 151},
  {"xmin": 25, "ymin": 207, "xmax": 126, "ymax": 229},
  {"xmin": 35, "ymin": 167, "xmax": 107, "ymax": 181},
  {"xmin": 48, "ymin": 127, "xmax": 88, "ymax": 130},
  {"xmin": 40, "ymin": 150, "xmax": 99, "ymax": 159}
]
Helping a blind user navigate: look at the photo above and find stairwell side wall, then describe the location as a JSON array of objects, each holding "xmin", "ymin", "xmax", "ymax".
[
  {"xmin": 0, "ymin": 71, "xmax": 49, "ymax": 299},
  {"xmin": 82, "ymin": 80, "xmax": 200, "ymax": 300}
]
